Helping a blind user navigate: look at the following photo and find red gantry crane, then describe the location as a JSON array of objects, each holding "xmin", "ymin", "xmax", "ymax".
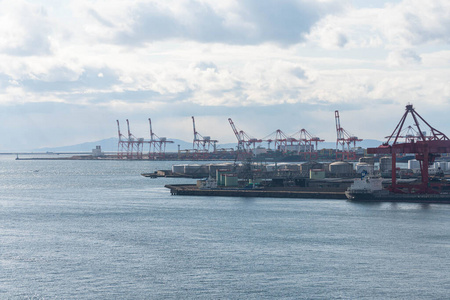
[
  {"xmin": 335, "ymin": 110, "xmax": 363, "ymax": 160},
  {"xmin": 116, "ymin": 120, "xmax": 127, "ymax": 159},
  {"xmin": 367, "ymin": 104, "xmax": 450, "ymax": 194},
  {"xmin": 148, "ymin": 118, "xmax": 174, "ymax": 159},
  {"xmin": 126, "ymin": 119, "xmax": 144, "ymax": 159},
  {"xmin": 228, "ymin": 118, "xmax": 262, "ymax": 158},
  {"xmin": 115, "ymin": 119, "xmax": 144, "ymax": 159},
  {"xmin": 385, "ymin": 125, "xmax": 421, "ymax": 144},
  {"xmin": 192, "ymin": 116, "xmax": 218, "ymax": 158},
  {"xmin": 294, "ymin": 129, "xmax": 324, "ymax": 160},
  {"xmin": 262, "ymin": 129, "xmax": 290, "ymax": 152}
]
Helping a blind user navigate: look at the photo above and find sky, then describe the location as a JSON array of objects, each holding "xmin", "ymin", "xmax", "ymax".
[{"xmin": 1, "ymin": 0, "xmax": 450, "ymax": 151}]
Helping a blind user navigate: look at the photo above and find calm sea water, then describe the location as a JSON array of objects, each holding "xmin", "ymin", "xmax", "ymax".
[{"xmin": 0, "ymin": 157, "xmax": 449, "ymax": 299}]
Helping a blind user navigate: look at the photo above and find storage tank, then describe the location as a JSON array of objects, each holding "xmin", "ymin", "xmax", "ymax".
[
  {"xmin": 278, "ymin": 163, "xmax": 301, "ymax": 171},
  {"xmin": 184, "ymin": 164, "xmax": 202, "ymax": 175},
  {"xmin": 359, "ymin": 157, "xmax": 375, "ymax": 165},
  {"xmin": 310, "ymin": 169, "xmax": 326, "ymax": 179},
  {"xmin": 329, "ymin": 161, "xmax": 353, "ymax": 175},
  {"xmin": 434, "ymin": 161, "xmax": 447, "ymax": 171},
  {"xmin": 301, "ymin": 162, "xmax": 324, "ymax": 173},
  {"xmin": 356, "ymin": 162, "xmax": 374, "ymax": 174},
  {"xmin": 379, "ymin": 157, "xmax": 392, "ymax": 173},
  {"xmin": 172, "ymin": 164, "xmax": 186, "ymax": 174},
  {"xmin": 266, "ymin": 164, "xmax": 276, "ymax": 172},
  {"xmin": 408, "ymin": 159, "xmax": 420, "ymax": 170}
]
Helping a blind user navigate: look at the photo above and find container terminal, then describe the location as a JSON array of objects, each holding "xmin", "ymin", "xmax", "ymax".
[
  {"xmin": 112, "ymin": 112, "xmax": 366, "ymax": 161},
  {"xmin": 14, "ymin": 110, "xmax": 366, "ymax": 161},
  {"xmin": 11, "ymin": 104, "xmax": 450, "ymax": 203},
  {"xmin": 162, "ymin": 104, "xmax": 450, "ymax": 204}
]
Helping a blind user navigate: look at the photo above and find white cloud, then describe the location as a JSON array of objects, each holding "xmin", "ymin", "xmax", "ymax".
[
  {"xmin": 306, "ymin": 0, "xmax": 450, "ymax": 49},
  {"xmin": 387, "ymin": 49, "xmax": 422, "ymax": 67},
  {"xmin": 0, "ymin": 0, "xmax": 54, "ymax": 56},
  {"xmin": 76, "ymin": 0, "xmax": 344, "ymax": 46},
  {"xmin": 1, "ymin": 0, "xmax": 450, "ymax": 149}
]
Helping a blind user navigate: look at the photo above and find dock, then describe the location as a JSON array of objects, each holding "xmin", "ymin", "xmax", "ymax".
[{"xmin": 165, "ymin": 184, "xmax": 347, "ymax": 199}]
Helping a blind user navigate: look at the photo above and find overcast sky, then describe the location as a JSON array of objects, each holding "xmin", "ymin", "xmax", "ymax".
[{"xmin": 1, "ymin": 0, "xmax": 450, "ymax": 151}]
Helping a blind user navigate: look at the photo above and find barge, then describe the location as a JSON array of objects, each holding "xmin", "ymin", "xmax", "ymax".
[{"xmin": 165, "ymin": 184, "xmax": 347, "ymax": 199}]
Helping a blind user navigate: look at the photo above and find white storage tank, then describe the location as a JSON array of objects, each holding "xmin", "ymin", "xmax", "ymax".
[
  {"xmin": 266, "ymin": 164, "xmax": 276, "ymax": 172},
  {"xmin": 172, "ymin": 164, "xmax": 186, "ymax": 174},
  {"xmin": 380, "ymin": 157, "xmax": 392, "ymax": 173},
  {"xmin": 278, "ymin": 163, "xmax": 301, "ymax": 171},
  {"xmin": 301, "ymin": 162, "xmax": 324, "ymax": 173},
  {"xmin": 356, "ymin": 162, "xmax": 374, "ymax": 174},
  {"xmin": 329, "ymin": 161, "xmax": 353, "ymax": 175},
  {"xmin": 408, "ymin": 159, "xmax": 420, "ymax": 170},
  {"xmin": 434, "ymin": 161, "xmax": 447, "ymax": 171},
  {"xmin": 359, "ymin": 157, "xmax": 375, "ymax": 165},
  {"xmin": 184, "ymin": 164, "xmax": 202, "ymax": 175}
]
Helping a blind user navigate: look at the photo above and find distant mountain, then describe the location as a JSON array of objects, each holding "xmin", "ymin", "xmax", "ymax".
[
  {"xmin": 35, "ymin": 137, "xmax": 120, "ymax": 152},
  {"xmin": 35, "ymin": 138, "xmax": 383, "ymax": 153},
  {"xmin": 35, "ymin": 138, "xmax": 239, "ymax": 153}
]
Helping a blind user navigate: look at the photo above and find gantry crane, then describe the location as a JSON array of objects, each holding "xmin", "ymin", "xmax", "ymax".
[
  {"xmin": 116, "ymin": 119, "xmax": 144, "ymax": 159},
  {"xmin": 148, "ymin": 118, "xmax": 174, "ymax": 159},
  {"xmin": 192, "ymin": 116, "xmax": 218, "ymax": 158},
  {"xmin": 367, "ymin": 104, "xmax": 450, "ymax": 194},
  {"xmin": 294, "ymin": 129, "xmax": 324, "ymax": 160},
  {"xmin": 385, "ymin": 125, "xmax": 421, "ymax": 144},
  {"xmin": 262, "ymin": 129, "xmax": 290, "ymax": 152},
  {"xmin": 126, "ymin": 119, "xmax": 144, "ymax": 159},
  {"xmin": 335, "ymin": 110, "xmax": 362, "ymax": 160},
  {"xmin": 228, "ymin": 118, "xmax": 262, "ymax": 158},
  {"xmin": 116, "ymin": 120, "xmax": 128, "ymax": 159}
]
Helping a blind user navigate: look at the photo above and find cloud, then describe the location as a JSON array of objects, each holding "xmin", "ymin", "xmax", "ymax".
[
  {"xmin": 20, "ymin": 67, "xmax": 120, "ymax": 93},
  {"xmin": 397, "ymin": 0, "xmax": 450, "ymax": 45},
  {"xmin": 84, "ymin": 0, "xmax": 343, "ymax": 46},
  {"xmin": 2, "ymin": 0, "xmax": 450, "ymax": 150},
  {"xmin": 387, "ymin": 49, "xmax": 422, "ymax": 67},
  {"xmin": 0, "ymin": 1, "xmax": 54, "ymax": 56},
  {"xmin": 306, "ymin": 0, "xmax": 450, "ymax": 49}
]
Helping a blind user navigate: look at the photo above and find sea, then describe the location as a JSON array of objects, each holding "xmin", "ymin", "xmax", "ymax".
[{"xmin": 0, "ymin": 156, "xmax": 449, "ymax": 299}]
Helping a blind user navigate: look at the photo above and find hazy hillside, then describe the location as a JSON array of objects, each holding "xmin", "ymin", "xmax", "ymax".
[
  {"xmin": 35, "ymin": 138, "xmax": 237, "ymax": 153},
  {"xmin": 35, "ymin": 137, "xmax": 384, "ymax": 152}
]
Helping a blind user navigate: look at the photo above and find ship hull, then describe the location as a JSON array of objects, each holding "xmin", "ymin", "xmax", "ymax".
[{"xmin": 346, "ymin": 190, "xmax": 450, "ymax": 204}]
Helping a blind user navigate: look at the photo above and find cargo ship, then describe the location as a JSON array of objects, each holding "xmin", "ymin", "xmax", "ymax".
[{"xmin": 345, "ymin": 175, "xmax": 450, "ymax": 204}]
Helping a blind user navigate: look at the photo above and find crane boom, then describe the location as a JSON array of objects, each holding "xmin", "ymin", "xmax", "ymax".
[
  {"xmin": 116, "ymin": 120, "xmax": 123, "ymax": 141},
  {"xmin": 192, "ymin": 116, "xmax": 198, "ymax": 140},
  {"xmin": 228, "ymin": 118, "xmax": 241, "ymax": 143},
  {"xmin": 148, "ymin": 118, "xmax": 154, "ymax": 141}
]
